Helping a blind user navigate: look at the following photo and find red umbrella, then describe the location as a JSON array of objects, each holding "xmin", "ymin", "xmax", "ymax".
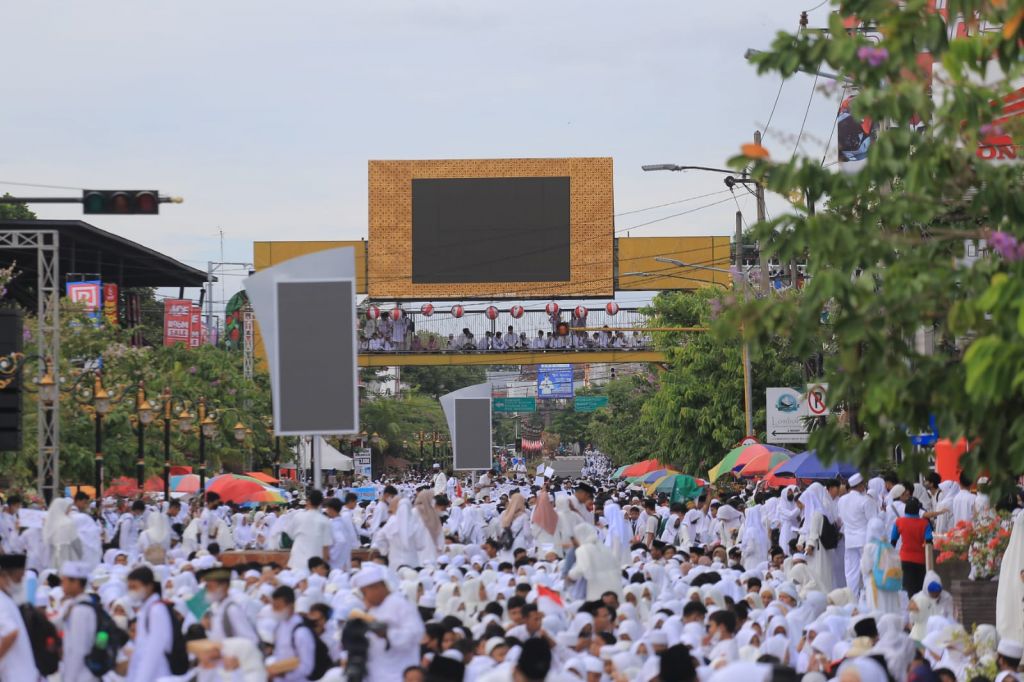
[
  {"xmin": 737, "ymin": 450, "xmax": 792, "ymax": 477},
  {"xmin": 245, "ymin": 471, "xmax": 280, "ymax": 485},
  {"xmin": 207, "ymin": 474, "xmax": 281, "ymax": 504},
  {"xmin": 143, "ymin": 475, "xmax": 165, "ymax": 492},
  {"xmin": 104, "ymin": 476, "xmax": 140, "ymax": 497},
  {"xmin": 621, "ymin": 459, "xmax": 664, "ymax": 478},
  {"xmin": 763, "ymin": 459, "xmax": 798, "ymax": 488}
]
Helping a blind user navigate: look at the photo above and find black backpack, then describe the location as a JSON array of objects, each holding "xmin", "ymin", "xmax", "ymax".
[
  {"xmin": 819, "ymin": 517, "xmax": 840, "ymax": 550},
  {"xmin": 19, "ymin": 604, "xmax": 61, "ymax": 676},
  {"xmin": 84, "ymin": 594, "xmax": 129, "ymax": 677},
  {"xmin": 146, "ymin": 600, "xmax": 189, "ymax": 675},
  {"xmin": 292, "ymin": 618, "xmax": 333, "ymax": 680},
  {"xmin": 103, "ymin": 518, "xmax": 125, "ymax": 552}
]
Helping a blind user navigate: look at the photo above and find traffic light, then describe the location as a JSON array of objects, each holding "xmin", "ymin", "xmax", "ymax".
[
  {"xmin": 82, "ymin": 190, "xmax": 159, "ymax": 215},
  {"xmin": 0, "ymin": 309, "xmax": 23, "ymax": 452}
]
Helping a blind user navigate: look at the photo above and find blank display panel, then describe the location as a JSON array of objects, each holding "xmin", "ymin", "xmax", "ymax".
[
  {"xmin": 454, "ymin": 398, "xmax": 493, "ymax": 470},
  {"xmin": 276, "ymin": 280, "xmax": 357, "ymax": 434},
  {"xmin": 412, "ymin": 177, "xmax": 570, "ymax": 283}
]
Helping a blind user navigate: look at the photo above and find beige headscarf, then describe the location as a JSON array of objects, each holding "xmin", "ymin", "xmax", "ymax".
[
  {"xmin": 414, "ymin": 489, "xmax": 443, "ymax": 541},
  {"xmin": 531, "ymin": 491, "xmax": 558, "ymax": 536},
  {"xmin": 501, "ymin": 492, "xmax": 526, "ymax": 529}
]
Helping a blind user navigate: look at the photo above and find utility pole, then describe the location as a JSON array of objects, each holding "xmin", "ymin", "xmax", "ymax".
[
  {"xmin": 736, "ymin": 211, "xmax": 754, "ymax": 437},
  {"xmin": 754, "ymin": 130, "xmax": 770, "ymax": 292}
]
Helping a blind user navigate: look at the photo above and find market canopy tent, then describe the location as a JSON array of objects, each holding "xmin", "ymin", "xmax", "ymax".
[{"xmin": 771, "ymin": 450, "xmax": 858, "ymax": 480}]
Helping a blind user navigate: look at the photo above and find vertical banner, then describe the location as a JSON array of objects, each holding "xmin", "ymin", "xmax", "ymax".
[
  {"xmin": 163, "ymin": 299, "xmax": 192, "ymax": 347},
  {"xmin": 67, "ymin": 281, "xmax": 102, "ymax": 322},
  {"xmin": 189, "ymin": 305, "xmax": 202, "ymax": 349},
  {"xmin": 102, "ymin": 284, "xmax": 119, "ymax": 326}
]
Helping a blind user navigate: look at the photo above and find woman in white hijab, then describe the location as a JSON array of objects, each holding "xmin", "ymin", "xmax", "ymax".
[
  {"xmin": 776, "ymin": 485, "xmax": 802, "ymax": 554},
  {"xmin": 602, "ymin": 501, "xmax": 632, "ymax": 568},
  {"xmin": 996, "ymin": 507, "xmax": 1024, "ymax": 643},
  {"xmin": 376, "ymin": 497, "xmax": 420, "ymax": 568},
  {"xmin": 138, "ymin": 507, "xmax": 172, "ymax": 563},
  {"xmin": 858, "ymin": 517, "xmax": 902, "ymax": 615},
  {"xmin": 43, "ymin": 497, "xmax": 82, "ymax": 570},
  {"xmin": 799, "ymin": 483, "xmax": 835, "ymax": 592},
  {"xmin": 568, "ymin": 522, "xmax": 622, "ymax": 601},
  {"xmin": 740, "ymin": 504, "xmax": 770, "ymax": 568},
  {"xmin": 870, "ymin": 613, "xmax": 916, "ymax": 682},
  {"xmin": 412, "ymin": 489, "xmax": 445, "ymax": 566}
]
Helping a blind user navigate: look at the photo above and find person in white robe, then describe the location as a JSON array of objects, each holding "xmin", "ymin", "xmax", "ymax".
[
  {"xmin": 71, "ymin": 496, "xmax": 103, "ymax": 570},
  {"xmin": 798, "ymin": 483, "xmax": 835, "ymax": 592},
  {"xmin": 603, "ymin": 501, "xmax": 633, "ymax": 567},
  {"xmin": 375, "ymin": 497, "xmax": 420, "ymax": 569},
  {"xmin": 58, "ymin": 560, "xmax": 97, "ymax": 682},
  {"xmin": 283, "ymin": 491, "xmax": 332, "ymax": 572},
  {"xmin": 138, "ymin": 507, "xmax": 172, "ymax": 564},
  {"xmin": 568, "ymin": 523, "xmax": 622, "ymax": 602},
  {"xmin": 432, "ymin": 464, "xmax": 447, "ymax": 496},
  {"xmin": 43, "ymin": 497, "xmax": 83, "ymax": 572},
  {"xmin": 413, "ymin": 489, "xmax": 446, "ymax": 566},
  {"xmin": 997, "ymin": 507, "xmax": 1024, "ymax": 643},
  {"xmin": 859, "ymin": 517, "xmax": 902, "ymax": 616},
  {"xmin": 350, "ymin": 564, "xmax": 425, "ymax": 682},
  {"xmin": 775, "ymin": 486, "xmax": 802, "ymax": 555},
  {"xmin": 740, "ymin": 504, "xmax": 770, "ymax": 569}
]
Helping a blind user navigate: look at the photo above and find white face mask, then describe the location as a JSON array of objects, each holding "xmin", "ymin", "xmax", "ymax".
[
  {"xmin": 271, "ymin": 610, "xmax": 289, "ymax": 623},
  {"xmin": 5, "ymin": 580, "xmax": 25, "ymax": 605},
  {"xmin": 113, "ymin": 614, "xmax": 129, "ymax": 630},
  {"xmin": 127, "ymin": 589, "xmax": 147, "ymax": 607}
]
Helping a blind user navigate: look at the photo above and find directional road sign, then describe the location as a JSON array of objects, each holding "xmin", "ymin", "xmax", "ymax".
[
  {"xmin": 493, "ymin": 396, "xmax": 537, "ymax": 413},
  {"xmin": 574, "ymin": 395, "xmax": 609, "ymax": 412},
  {"xmin": 766, "ymin": 384, "xmax": 829, "ymax": 444}
]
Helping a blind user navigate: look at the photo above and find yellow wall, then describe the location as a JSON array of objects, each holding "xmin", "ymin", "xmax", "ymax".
[
  {"xmin": 616, "ymin": 236, "xmax": 731, "ymax": 290},
  {"xmin": 252, "ymin": 241, "xmax": 368, "ymax": 292}
]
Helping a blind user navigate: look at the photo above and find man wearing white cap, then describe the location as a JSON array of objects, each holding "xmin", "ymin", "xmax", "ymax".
[
  {"xmin": 996, "ymin": 639, "xmax": 1022, "ymax": 681},
  {"xmin": 432, "ymin": 464, "xmax": 447, "ymax": 496},
  {"xmin": 59, "ymin": 560, "xmax": 99, "ymax": 682},
  {"xmin": 350, "ymin": 564, "xmax": 424, "ymax": 682},
  {"xmin": 836, "ymin": 473, "xmax": 875, "ymax": 599}
]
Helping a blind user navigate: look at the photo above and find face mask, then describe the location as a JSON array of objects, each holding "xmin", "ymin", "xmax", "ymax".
[
  {"xmin": 272, "ymin": 610, "xmax": 289, "ymax": 623},
  {"xmin": 207, "ymin": 587, "xmax": 227, "ymax": 603},
  {"xmin": 127, "ymin": 589, "xmax": 147, "ymax": 607},
  {"xmin": 5, "ymin": 580, "xmax": 26, "ymax": 605},
  {"xmin": 113, "ymin": 615, "xmax": 129, "ymax": 630}
]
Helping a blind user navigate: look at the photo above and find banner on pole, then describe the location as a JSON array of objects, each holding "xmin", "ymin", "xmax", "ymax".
[
  {"xmin": 102, "ymin": 284, "xmax": 119, "ymax": 326},
  {"xmin": 163, "ymin": 299, "xmax": 192, "ymax": 346},
  {"xmin": 189, "ymin": 305, "xmax": 202, "ymax": 348}
]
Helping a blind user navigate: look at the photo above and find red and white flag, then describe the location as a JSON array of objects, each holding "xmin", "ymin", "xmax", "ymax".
[{"xmin": 536, "ymin": 585, "xmax": 564, "ymax": 615}]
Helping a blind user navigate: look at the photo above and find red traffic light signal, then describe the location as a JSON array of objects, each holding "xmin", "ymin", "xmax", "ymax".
[{"xmin": 82, "ymin": 190, "xmax": 160, "ymax": 215}]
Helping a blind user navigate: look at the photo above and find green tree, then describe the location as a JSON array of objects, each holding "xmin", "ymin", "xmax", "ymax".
[
  {"xmin": 359, "ymin": 395, "xmax": 450, "ymax": 462},
  {"xmin": 722, "ymin": 0, "xmax": 1024, "ymax": 491},
  {"xmin": 0, "ymin": 194, "xmax": 36, "ymax": 221},
  {"xmin": 400, "ymin": 365, "xmax": 486, "ymax": 398},
  {"xmin": 641, "ymin": 288, "xmax": 803, "ymax": 474},
  {"xmin": 589, "ymin": 374, "xmax": 658, "ymax": 465}
]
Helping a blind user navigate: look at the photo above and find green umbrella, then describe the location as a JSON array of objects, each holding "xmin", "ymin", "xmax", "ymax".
[
  {"xmin": 613, "ymin": 465, "xmax": 630, "ymax": 479},
  {"xmin": 669, "ymin": 474, "xmax": 703, "ymax": 503}
]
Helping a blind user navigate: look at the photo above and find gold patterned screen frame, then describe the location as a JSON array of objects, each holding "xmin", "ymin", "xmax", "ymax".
[{"xmin": 368, "ymin": 158, "xmax": 614, "ymax": 300}]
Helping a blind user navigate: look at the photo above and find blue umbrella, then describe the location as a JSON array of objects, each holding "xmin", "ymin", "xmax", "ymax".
[{"xmin": 772, "ymin": 450, "xmax": 858, "ymax": 480}]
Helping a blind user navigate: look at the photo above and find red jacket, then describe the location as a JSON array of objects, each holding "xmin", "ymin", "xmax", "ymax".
[{"xmin": 895, "ymin": 516, "xmax": 929, "ymax": 564}]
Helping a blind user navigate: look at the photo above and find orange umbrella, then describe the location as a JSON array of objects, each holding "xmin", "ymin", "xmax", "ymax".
[
  {"xmin": 245, "ymin": 471, "xmax": 280, "ymax": 485},
  {"xmin": 104, "ymin": 476, "xmax": 140, "ymax": 497},
  {"xmin": 621, "ymin": 459, "xmax": 664, "ymax": 478}
]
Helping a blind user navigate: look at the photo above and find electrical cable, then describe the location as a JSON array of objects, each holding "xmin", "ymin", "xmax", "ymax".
[{"xmin": 792, "ymin": 70, "xmax": 821, "ymax": 159}]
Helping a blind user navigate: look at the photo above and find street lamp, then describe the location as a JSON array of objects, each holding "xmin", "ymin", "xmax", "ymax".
[
  {"xmin": 195, "ymin": 398, "xmax": 217, "ymax": 494},
  {"xmin": 132, "ymin": 382, "xmax": 156, "ymax": 488},
  {"xmin": 68, "ymin": 370, "xmax": 126, "ymax": 511}
]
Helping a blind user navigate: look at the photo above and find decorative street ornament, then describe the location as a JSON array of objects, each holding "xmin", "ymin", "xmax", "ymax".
[
  {"xmin": 510, "ymin": 305, "xmax": 525, "ymax": 319},
  {"xmin": 485, "ymin": 306, "xmax": 499, "ymax": 320},
  {"xmin": 450, "ymin": 304, "xmax": 464, "ymax": 318},
  {"xmin": 605, "ymin": 301, "xmax": 620, "ymax": 316},
  {"xmin": 420, "ymin": 303, "xmax": 434, "ymax": 317},
  {"xmin": 366, "ymin": 305, "xmax": 380, "ymax": 320},
  {"xmin": 390, "ymin": 307, "xmax": 403, "ymax": 321},
  {"xmin": 545, "ymin": 302, "xmax": 559, "ymax": 316}
]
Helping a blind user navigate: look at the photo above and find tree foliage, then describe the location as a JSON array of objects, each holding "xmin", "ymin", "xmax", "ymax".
[
  {"xmin": 399, "ymin": 365, "xmax": 486, "ymax": 398},
  {"xmin": 359, "ymin": 395, "xmax": 450, "ymax": 462},
  {"xmin": 640, "ymin": 289, "xmax": 804, "ymax": 474},
  {"xmin": 588, "ymin": 374, "xmax": 658, "ymax": 465},
  {"xmin": 0, "ymin": 194, "xmax": 36, "ymax": 221},
  {"xmin": 720, "ymin": 0, "xmax": 1024, "ymax": 491}
]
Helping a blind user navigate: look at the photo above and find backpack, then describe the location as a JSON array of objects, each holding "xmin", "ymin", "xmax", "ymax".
[
  {"xmin": 871, "ymin": 539, "xmax": 903, "ymax": 592},
  {"xmin": 498, "ymin": 526, "xmax": 515, "ymax": 551},
  {"xmin": 103, "ymin": 518, "xmax": 126, "ymax": 552},
  {"xmin": 147, "ymin": 600, "xmax": 189, "ymax": 675},
  {"xmin": 84, "ymin": 594, "xmax": 129, "ymax": 677},
  {"xmin": 819, "ymin": 517, "xmax": 840, "ymax": 550},
  {"xmin": 19, "ymin": 603, "xmax": 61, "ymax": 676},
  {"xmin": 292, "ymin": 618, "xmax": 333, "ymax": 680}
]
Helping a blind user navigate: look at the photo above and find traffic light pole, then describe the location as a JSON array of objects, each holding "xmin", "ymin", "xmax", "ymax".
[{"xmin": 0, "ymin": 194, "xmax": 182, "ymax": 212}]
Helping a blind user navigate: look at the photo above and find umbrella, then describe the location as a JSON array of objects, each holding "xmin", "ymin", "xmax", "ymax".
[
  {"xmin": 245, "ymin": 471, "xmax": 280, "ymax": 485},
  {"xmin": 645, "ymin": 473, "xmax": 703, "ymax": 498},
  {"xmin": 772, "ymin": 450, "xmax": 858, "ymax": 480},
  {"xmin": 104, "ymin": 476, "xmax": 140, "ymax": 497},
  {"xmin": 207, "ymin": 474, "xmax": 287, "ymax": 504},
  {"xmin": 708, "ymin": 444, "xmax": 793, "ymax": 482},
  {"xmin": 621, "ymin": 459, "xmax": 664, "ymax": 478},
  {"xmin": 737, "ymin": 449, "xmax": 792, "ymax": 477},
  {"xmin": 763, "ymin": 459, "xmax": 798, "ymax": 488},
  {"xmin": 143, "ymin": 476, "xmax": 165, "ymax": 493},
  {"xmin": 170, "ymin": 474, "xmax": 200, "ymax": 494},
  {"xmin": 66, "ymin": 485, "xmax": 96, "ymax": 499},
  {"xmin": 612, "ymin": 465, "xmax": 630, "ymax": 479},
  {"xmin": 641, "ymin": 468, "xmax": 677, "ymax": 484}
]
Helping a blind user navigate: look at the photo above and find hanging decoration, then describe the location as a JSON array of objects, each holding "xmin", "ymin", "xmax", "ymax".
[
  {"xmin": 510, "ymin": 305, "xmax": 525, "ymax": 319},
  {"xmin": 390, "ymin": 307, "xmax": 403, "ymax": 321},
  {"xmin": 605, "ymin": 301, "xmax": 620, "ymax": 316},
  {"xmin": 450, "ymin": 304, "xmax": 464, "ymax": 318},
  {"xmin": 574, "ymin": 305, "xmax": 588, "ymax": 318},
  {"xmin": 366, "ymin": 305, "xmax": 380, "ymax": 320},
  {"xmin": 485, "ymin": 306, "xmax": 499, "ymax": 320},
  {"xmin": 420, "ymin": 303, "xmax": 434, "ymax": 317}
]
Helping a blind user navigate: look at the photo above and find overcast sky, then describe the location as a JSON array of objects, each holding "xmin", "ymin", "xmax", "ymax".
[{"xmin": 1, "ymin": 1, "xmax": 839, "ymax": 310}]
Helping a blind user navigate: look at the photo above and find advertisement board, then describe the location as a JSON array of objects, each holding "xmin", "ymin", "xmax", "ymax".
[
  {"xmin": 163, "ymin": 299, "xmax": 193, "ymax": 347},
  {"xmin": 102, "ymin": 284, "xmax": 118, "ymax": 326},
  {"xmin": 537, "ymin": 364, "xmax": 574, "ymax": 399},
  {"xmin": 189, "ymin": 306, "xmax": 202, "ymax": 349},
  {"xmin": 67, "ymin": 281, "xmax": 102, "ymax": 321}
]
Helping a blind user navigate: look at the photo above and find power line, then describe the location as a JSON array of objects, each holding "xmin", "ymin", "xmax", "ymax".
[
  {"xmin": 792, "ymin": 70, "xmax": 821, "ymax": 159},
  {"xmin": 0, "ymin": 180, "xmax": 84, "ymax": 191},
  {"xmin": 614, "ymin": 189, "xmax": 733, "ymax": 217}
]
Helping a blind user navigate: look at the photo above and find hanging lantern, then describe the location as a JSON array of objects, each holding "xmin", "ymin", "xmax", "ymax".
[
  {"xmin": 390, "ymin": 307, "xmax": 403, "ymax": 321},
  {"xmin": 545, "ymin": 301, "xmax": 559, "ymax": 316},
  {"xmin": 510, "ymin": 305, "xmax": 525, "ymax": 319},
  {"xmin": 420, "ymin": 303, "xmax": 434, "ymax": 317},
  {"xmin": 366, "ymin": 305, "xmax": 380, "ymax": 320},
  {"xmin": 605, "ymin": 301, "xmax": 620, "ymax": 316},
  {"xmin": 574, "ymin": 305, "xmax": 588, "ymax": 318},
  {"xmin": 485, "ymin": 306, "xmax": 499, "ymax": 320},
  {"xmin": 450, "ymin": 304, "xmax": 464, "ymax": 318}
]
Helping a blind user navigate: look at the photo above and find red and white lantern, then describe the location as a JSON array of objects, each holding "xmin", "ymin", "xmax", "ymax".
[
  {"xmin": 485, "ymin": 306, "xmax": 499, "ymax": 320},
  {"xmin": 420, "ymin": 303, "xmax": 434, "ymax": 317},
  {"xmin": 605, "ymin": 301, "xmax": 620, "ymax": 316},
  {"xmin": 545, "ymin": 301, "xmax": 560, "ymax": 316},
  {"xmin": 390, "ymin": 307, "xmax": 403, "ymax": 321},
  {"xmin": 366, "ymin": 305, "xmax": 380, "ymax": 320},
  {"xmin": 510, "ymin": 305, "xmax": 525, "ymax": 319},
  {"xmin": 574, "ymin": 305, "xmax": 588, "ymax": 318},
  {"xmin": 450, "ymin": 304, "xmax": 464, "ymax": 318}
]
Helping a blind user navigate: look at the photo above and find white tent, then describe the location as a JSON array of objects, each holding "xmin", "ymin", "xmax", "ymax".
[{"xmin": 294, "ymin": 436, "xmax": 354, "ymax": 472}]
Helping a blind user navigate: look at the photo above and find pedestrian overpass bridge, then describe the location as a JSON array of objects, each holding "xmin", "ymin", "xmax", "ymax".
[{"xmin": 357, "ymin": 348, "xmax": 668, "ymax": 367}]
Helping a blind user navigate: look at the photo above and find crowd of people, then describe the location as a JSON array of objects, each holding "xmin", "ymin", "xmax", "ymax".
[
  {"xmin": 359, "ymin": 316, "xmax": 653, "ymax": 353},
  {"xmin": 0, "ymin": 458, "xmax": 1021, "ymax": 682}
]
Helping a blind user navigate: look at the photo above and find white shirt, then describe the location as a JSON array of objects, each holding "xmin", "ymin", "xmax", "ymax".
[
  {"xmin": 365, "ymin": 592, "xmax": 425, "ymax": 682},
  {"xmin": 272, "ymin": 613, "xmax": 317, "ymax": 682},
  {"xmin": 208, "ymin": 595, "xmax": 258, "ymax": 642},
  {"xmin": 836, "ymin": 490, "xmax": 876, "ymax": 548},
  {"xmin": 329, "ymin": 511, "xmax": 359, "ymax": 570},
  {"xmin": 61, "ymin": 593, "xmax": 99, "ymax": 682},
  {"xmin": 286, "ymin": 508, "xmax": 332, "ymax": 571},
  {"xmin": 951, "ymin": 490, "xmax": 978, "ymax": 526},
  {"xmin": 72, "ymin": 510, "xmax": 103, "ymax": 569},
  {"xmin": 126, "ymin": 594, "xmax": 172, "ymax": 682},
  {"xmin": 0, "ymin": 588, "xmax": 40, "ymax": 681}
]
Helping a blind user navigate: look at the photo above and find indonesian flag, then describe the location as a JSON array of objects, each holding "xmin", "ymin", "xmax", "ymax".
[{"xmin": 536, "ymin": 586, "xmax": 564, "ymax": 615}]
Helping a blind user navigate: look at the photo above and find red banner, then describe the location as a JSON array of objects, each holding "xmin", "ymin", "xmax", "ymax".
[
  {"xmin": 189, "ymin": 305, "xmax": 202, "ymax": 348},
  {"xmin": 163, "ymin": 299, "xmax": 192, "ymax": 347},
  {"xmin": 102, "ymin": 283, "xmax": 119, "ymax": 326}
]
